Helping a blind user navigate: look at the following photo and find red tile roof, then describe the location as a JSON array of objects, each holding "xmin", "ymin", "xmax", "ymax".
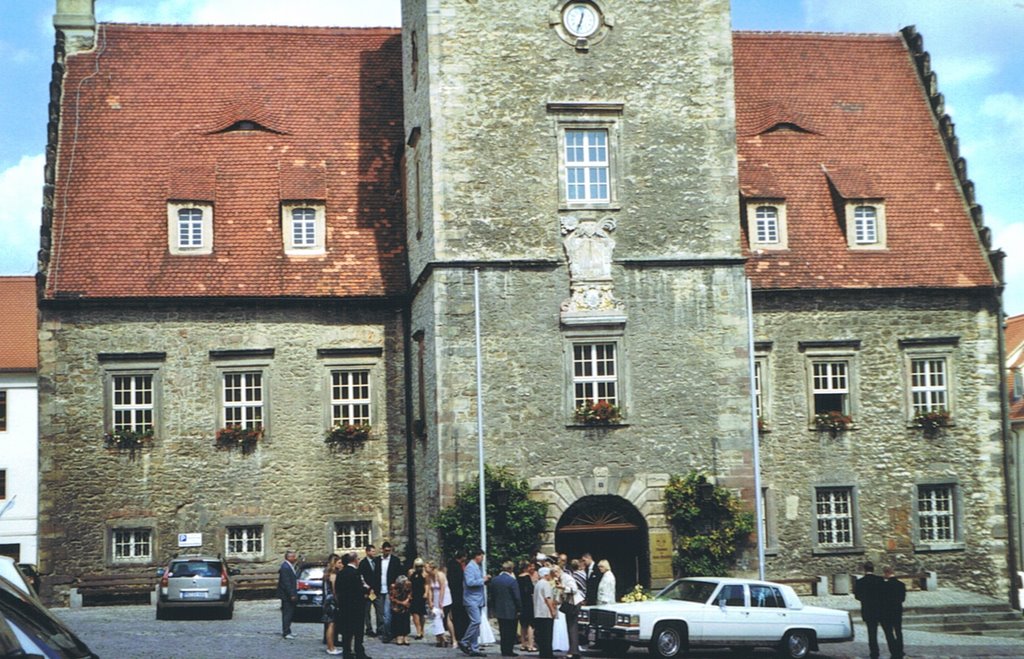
[
  {"xmin": 45, "ymin": 24, "xmax": 405, "ymax": 300},
  {"xmin": 0, "ymin": 277, "xmax": 38, "ymax": 371},
  {"xmin": 733, "ymin": 32, "xmax": 997, "ymax": 291}
]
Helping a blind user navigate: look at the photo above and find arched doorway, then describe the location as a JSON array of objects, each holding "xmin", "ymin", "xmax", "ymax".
[{"xmin": 555, "ymin": 495, "xmax": 650, "ymax": 600}]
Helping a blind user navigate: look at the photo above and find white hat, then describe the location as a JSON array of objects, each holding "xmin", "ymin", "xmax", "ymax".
[
  {"xmin": 535, "ymin": 552, "xmax": 548, "ymax": 562},
  {"xmin": 538, "ymin": 567, "xmax": 551, "ymax": 577}
]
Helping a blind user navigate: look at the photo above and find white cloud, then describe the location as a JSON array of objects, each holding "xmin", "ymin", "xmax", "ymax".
[
  {"xmin": 101, "ymin": 0, "xmax": 400, "ymax": 26},
  {"xmin": 981, "ymin": 92, "xmax": 1024, "ymax": 146},
  {"xmin": 0, "ymin": 154, "xmax": 43, "ymax": 275},
  {"xmin": 933, "ymin": 56, "xmax": 998, "ymax": 86}
]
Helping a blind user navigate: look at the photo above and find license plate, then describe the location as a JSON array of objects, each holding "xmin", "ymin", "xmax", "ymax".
[{"xmin": 180, "ymin": 591, "xmax": 208, "ymax": 599}]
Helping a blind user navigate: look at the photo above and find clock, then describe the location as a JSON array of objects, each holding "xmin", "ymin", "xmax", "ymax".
[{"xmin": 563, "ymin": 2, "xmax": 600, "ymax": 38}]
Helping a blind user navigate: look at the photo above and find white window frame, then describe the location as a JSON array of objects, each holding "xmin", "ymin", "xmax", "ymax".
[
  {"xmin": 564, "ymin": 128, "xmax": 610, "ymax": 205},
  {"xmin": 754, "ymin": 355, "xmax": 771, "ymax": 424},
  {"xmin": 110, "ymin": 373, "xmax": 155, "ymax": 433},
  {"xmin": 914, "ymin": 482, "xmax": 963, "ymax": 551},
  {"xmin": 571, "ymin": 341, "xmax": 619, "ymax": 408},
  {"xmin": 222, "ymin": 371, "xmax": 264, "ymax": 431},
  {"xmin": 167, "ymin": 202, "xmax": 213, "ymax": 255},
  {"xmin": 563, "ymin": 327, "xmax": 627, "ymax": 424},
  {"xmin": 333, "ymin": 521, "xmax": 372, "ymax": 554},
  {"xmin": 910, "ymin": 357, "xmax": 948, "ymax": 413},
  {"xmin": 814, "ymin": 487, "xmax": 855, "ymax": 549},
  {"xmin": 746, "ymin": 201, "xmax": 788, "ymax": 250},
  {"xmin": 100, "ymin": 356, "xmax": 164, "ymax": 438},
  {"xmin": 226, "ymin": 525, "xmax": 265, "ymax": 558},
  {"xmin": 112, "ymin": 528, "xmax": 152, "ymax": 562},
  {"xmin": 811, "ymin": 360, "xmax": 850, "ymax": 417},
  {"xmin": 282, "ymin": 202, "xmax": 325, "ymax": 255},
  {"xmin": 319, "ymin": 350, "xmax": 383, "ymax": 435},
  {"xmin": 844, "ymin": 201, "xmax": 886, "ymax": 249},
  {"xmin": 331, "ymin": 369, "xmax": 372, "ymax": 427},
  {"xmin": 900, "ymin": 341, "xmax": 956, "ymax": 423},
  {"xmin": 549, "ymin": 102, "xmax": 622, "ymax": 210}
]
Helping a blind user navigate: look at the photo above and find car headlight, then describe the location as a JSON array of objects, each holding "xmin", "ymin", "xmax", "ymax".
[{"xmin": 616, "ymin": 613, "xmax": 639, "ymax": 627}]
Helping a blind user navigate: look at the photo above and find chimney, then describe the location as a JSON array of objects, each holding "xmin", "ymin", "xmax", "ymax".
[{"xmin": 54, "ymin": 0, "xmax": 96, "ymax": 55}]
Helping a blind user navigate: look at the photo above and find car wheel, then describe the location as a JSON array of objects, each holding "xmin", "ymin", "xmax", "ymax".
[
  {"xmin": 649, "ymin": 622, "xmax": 686, "ymax": 658},
  {"xmin": 222, "ymin": 604, "xmax": 234, "ymax": 620},
  {"xmin": 600, "ymin": 639, "xmax": 632, "ymax": 657},
  {"xmin": 779, "ymin": 629, "xmax": 812, "ymax": 659},
  {"xmin": 155, "ymin": 606, "xmax": 168, "ymax": 620}
]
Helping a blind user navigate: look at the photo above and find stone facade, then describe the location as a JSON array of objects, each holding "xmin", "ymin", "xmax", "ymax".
[{"xmin": 36, "ymin": 301, "xmax": 406, "ymax": 591}]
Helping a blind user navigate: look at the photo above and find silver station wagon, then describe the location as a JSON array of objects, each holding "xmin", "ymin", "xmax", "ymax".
[
  {"xmin": 581, "ymin": 577, "xmax": 853, "ymax": 659},
  {"xmin": 156, "ymin": 555, "xmax": 239, "ymax": 620}
]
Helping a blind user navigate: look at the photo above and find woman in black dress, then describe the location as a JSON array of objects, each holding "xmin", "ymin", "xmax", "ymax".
[
  {"xmin": 409, "ymin": 557, "xmax": 427, "ymax": 640},
  {"xmin": 389, "ymin": 575, "xmax": 413, "ymax": 646},
  {"xmin": 516, "ymin": 560, "xmax": 537, "ymax": 652}
]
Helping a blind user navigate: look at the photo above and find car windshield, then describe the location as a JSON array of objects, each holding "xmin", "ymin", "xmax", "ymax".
[
  {"xmin": 299, "ymin": 567, "xmax": 324, "ymax": 581},
  {"xmin": 654, "ymin": 579, "xmax": 719, "ymax": 604},
  {"xmin": 0, "ymin": 577, "xmax": 96, "ymax": 658},
  {"xmin": 170, "ymin": 561, "xmax": 222, "ymax": 578}
]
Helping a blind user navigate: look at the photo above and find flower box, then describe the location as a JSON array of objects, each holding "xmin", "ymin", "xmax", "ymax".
[
  {"xmin": 104, "ymin": 427, "xmax": 154, "ymax": 454},
  {"xmin": 325, "ymin": 423, "xmax": 371, "ymax": 445},
  {"xmin": 216, "ymin": 426, "xmax": 262, "ymax": 453},
  {"xmin": 574, "ymin": 400, "xmax": 622, "ymax": 426},
  {"xmin": 813, "ymin": 411, "xmax": 853, "ymax": 435},
  {"xmin": 913, "ymin": 409, "xmax": 951, "ymax": 438}
]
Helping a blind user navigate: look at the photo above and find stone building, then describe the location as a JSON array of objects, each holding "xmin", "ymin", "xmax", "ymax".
[
  {"xmin": 36, "ymin": 0, "xmax": 1012, "ymax": 602},
  {"xmin": 0, "ymin": 276, "xmax": 39, "ymax": 564}
]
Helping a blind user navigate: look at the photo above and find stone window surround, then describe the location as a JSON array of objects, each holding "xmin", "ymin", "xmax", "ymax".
[
  {"xmin": 760, "ymin": 486, "xmax": 778, "ymax": 555},
  {"xmin": 563, "ymin": 326, "xmax": 628, "ymax": 425},
  {"xmin": 105, "ymin": 518, "xmax": 158, "ymax": 567},
  {"xmin": 330, "ymin": 519, "xmax": 375, "ymax": 555},
  {"xmin": 282, "ymin": 201, "xmax": 326, "ymax": 255},
  {"xmin": 98, "ymin": 352, "xmax": 166, "ymax": 439},
  {"xmin": 210, "ymin": 349, "xmax": 274, "ymax": 441},
  {"xmin": 899, "ymin": 337, "xmax": 958, "ymax": 426},
  {"xmin": 548, "ymin": 102, "xmax": 623, "ymax": 212},
  {"xmin": 810, "ymin": 484, "xmax": 864, "ymax": 556},
  {"xmin": 745, "ymin": 199, "xmax": 789, "ymax": 250},
  {"xmin": 167, "ymin": 201, "xmax": 213, "ymax": 255},
  {"xmin": 844, "ymin": 200, "xmax": 887, "ymax": 250},
  {"xmin": 799, "ymin": 341, "xmax": 860, "ymax": 429},
  {"xmin": 317, "ymin": 348, "xmax": 383, "ymax": 436},
  {"xmin": 912, "ymin": 480, "xmax": 965, "ymax": 552},
  {"xmin": 221, "ymin": 516, "xmax": 271, "ymax": 562},
  {"xmin": 754, "ymin": 341, "xmax": 773, "ymax": 425}
]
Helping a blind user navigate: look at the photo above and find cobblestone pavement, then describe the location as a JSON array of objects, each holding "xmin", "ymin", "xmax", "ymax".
[{"xmin": 53, "ymin": 599, "xmax": 1024, "ymax": 658}]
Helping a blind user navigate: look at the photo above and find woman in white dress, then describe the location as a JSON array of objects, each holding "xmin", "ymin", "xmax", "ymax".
[
  {"xmin": 425, "ymin": 562, "xmax": 449, "ymax": 647},
  {"xmin": 550, "ymin": 566, "xmax": 569, "ymax": 653},
  {"xmin": 596, "ymin": 559, "xmax": 616, "ymax": 605}
]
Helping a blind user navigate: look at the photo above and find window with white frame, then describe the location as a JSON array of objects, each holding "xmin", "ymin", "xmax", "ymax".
[
  {"xmin": 815, "ymin": 487, "xmax": 854, "ymax": 548},
  {"xmin": 746, "ymin": 202, "xmax": 788, "ymax": 249},
  {"xmin": 334, "ymin": 521, "xmax": 372, "ymax": 552},
  {"xmin": 112, "ymin": 528, "xmax": 152, "ymax": 561},
  {"xmin": 572, "ymin": 342, "xmax": 618, "ymax": 407},
  {"xmin": 111, "ymin": 374, "xmax": 154, "ymax": 432},
  {"xmin": 917, "ymin": 484, "xmax": 956, "ymax": 543},
  {"xmin": 223, "ymin": 372, "xmax": 263, "ymax": 430},
  {"xmin": 910, "ymin": 358, "xmax": 948, "ymax": 413},
  {"xmin": 811, "ymin": 361, "xmax": 849, "ymax": 415},
  {"xmin": 331, "ymin": 370, "xmax": 371, "ymax": 426},
  {"xmin": 844, "ymin": 201, "xmax": 886, "ymax": 249},
  {"xmin": 282, "ymin": 202, "xmax": 325, "ymax": 254},
  {"xmin": 565, "ymin": 129, "xmax": 609, "ymax": 204},
  {"xmin": 226, "ymin": 525, "xmax": 264, "ymax": 557},
  {"xmin": 755, "ymin": 206, "xmax": 779, "ymax": 243},
  {"xmin": 167, "ymin": 202, "xmax": 213, "ymax": 254},
  {"xmin": 754, "ymin": 359, "xmax": 766, "ymax": 422}
]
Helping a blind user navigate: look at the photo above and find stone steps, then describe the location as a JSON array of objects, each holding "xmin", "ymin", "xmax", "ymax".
[{"xmin": 853, "ymin": 604, "xmax": 1024, "ymax": 638}]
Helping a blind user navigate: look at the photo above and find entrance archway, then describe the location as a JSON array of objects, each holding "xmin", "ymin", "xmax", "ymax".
[{"xmin": 555, "ymin": 495, "xmax": 649, "ymax": 600}]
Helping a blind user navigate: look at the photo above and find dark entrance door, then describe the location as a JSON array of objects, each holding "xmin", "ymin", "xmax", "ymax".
[{"xmin": 554, "ymin": 495, "xmax": 649, "ymax": 601}]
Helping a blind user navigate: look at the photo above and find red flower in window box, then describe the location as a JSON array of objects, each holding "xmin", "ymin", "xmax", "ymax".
[
  {"xmin": 216, "ymin": 425, "xmax": 262, "ymax": 453},
  {"xmin": 574, "ymin": 400, "xmax": 623, "ymax": 426},
  {"xmin": 325, "ymin": 423, "xmax": 371, "ymax": 445},
  {"xmin": 813, "ymin": 411, "xmax": 853, "ymax": 436},
  {"xmin": 913, "ymin": 409, "xmax": 950, "ymax": 438},
  {"xmin": 104, "ymin": 427, "xmax": 154, "ymax": 457}
]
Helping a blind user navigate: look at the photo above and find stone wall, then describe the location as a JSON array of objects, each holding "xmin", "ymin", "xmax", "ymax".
[
  {"xmin": 755, "ymin": 290, "xmax": 1008, "ymax": 597},
  {"xmin": 37, "ymin": 300, "xmax": 406, "ymax": 589}
]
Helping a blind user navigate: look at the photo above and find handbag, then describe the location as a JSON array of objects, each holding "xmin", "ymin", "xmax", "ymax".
[{"xmin": 558, "ymin": 587, "xmax": 576, "ymax": 614}]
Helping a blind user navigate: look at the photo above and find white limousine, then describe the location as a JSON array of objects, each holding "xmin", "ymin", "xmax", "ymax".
[{"xmin": 580, "ymin": 577, "xmax": 854, "ymax": 658}]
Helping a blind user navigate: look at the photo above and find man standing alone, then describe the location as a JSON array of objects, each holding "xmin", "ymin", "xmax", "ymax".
[
  {"xmin": 277, "ymin": 550, "xmax": 299, "ymax": 639},
  {"xmin": 853, "ymin": 561, "xmax": 885, "ymax": 659},
  {"xmin": 881, "ymin": 567, "xmax": 906, "ymax": 659},
  {"xmin": 582, "ymin": 553, "xmax": 600, "ymax": 606},
  {"xmin": 459, "ymin": 549, "xmax": 488, "ymax": 657},
  {"xmin": 337, "ymin": 552, "xmax": 372, "ymax": 659},
  {"xmin": 373, "ymin": 542, "xmax": 403, "ymax": 642},
  {"xmin": 490, "ymin": 560, "xmax": 521, "ymax": 657}
]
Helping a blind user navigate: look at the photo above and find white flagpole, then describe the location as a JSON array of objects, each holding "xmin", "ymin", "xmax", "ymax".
[
  {"xmin": 747, "ymin": 278, "xmax": 766, "ymax": 580},
  {"xmin": 474, "ymin": 268, "xmax": 487, "ymax": 571}
]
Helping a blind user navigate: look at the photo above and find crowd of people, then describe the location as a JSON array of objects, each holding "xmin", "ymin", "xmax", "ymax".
[{"xmin": 275, "ymin": 544, "xmax": 618, "ymax": 659}]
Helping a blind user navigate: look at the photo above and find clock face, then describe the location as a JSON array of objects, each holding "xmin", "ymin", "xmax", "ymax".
[{"xmin": 563, "ymin": 3, "xmax": 600, "ymax": 38}]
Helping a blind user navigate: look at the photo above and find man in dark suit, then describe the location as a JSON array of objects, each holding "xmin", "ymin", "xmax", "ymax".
[
  {"xmin": 372, "ymin": 541, "xmax": 404, "ymax": 642},
  {"xmin": 881, "ymin": 567, "xmax": 906, "ymax": 659},
  {"xmin": 581, "ymin": 553, "xmax": 601, "ymax": 606},
  {"xmin": 490, "ymin": 560, "xmax": 521, "ymax": 657},
  {"xmin": 336, "ymin": 552, "xmax": 372, "ymax": 659},
  {"xmin": 276, "ymin": 550, "xmax": 299, "ymax": 639},
  {"xmin": 358, "ymin": 545, "xmax": 377, "ymax": 636},
  {"xmin": 447, "ymin": 550, "xmax": 468, "ymax": 642},
  {"xmin": 853, "ymin": 561, "xmax": 885, "ymax": 659}
]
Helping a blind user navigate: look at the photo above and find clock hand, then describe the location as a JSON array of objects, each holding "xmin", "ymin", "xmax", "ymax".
[{"xmin": 577, "ymin": 13, "xmax": 585, "ymax": 31}]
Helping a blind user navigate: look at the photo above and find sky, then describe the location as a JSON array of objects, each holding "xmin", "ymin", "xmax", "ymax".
[{"xmin": 1, "ymin": 0, "xmax": 1021, "ymax": 316}]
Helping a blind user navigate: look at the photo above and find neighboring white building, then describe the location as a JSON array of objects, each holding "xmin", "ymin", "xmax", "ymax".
[{"xmin": 0, "ymin": 276, "xmax": 39, "ymax": 564}]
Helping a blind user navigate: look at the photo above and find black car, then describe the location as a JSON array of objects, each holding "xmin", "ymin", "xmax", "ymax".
[
  {"xmin": 0, "ymin": 574, "xmax": 98, "ymax": 658},
  {"xmin": 297, "ymin": 565, "xmax": 326, "ymax": 615}
]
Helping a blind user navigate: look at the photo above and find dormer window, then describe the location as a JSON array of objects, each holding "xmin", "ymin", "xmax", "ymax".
[
  {"xmin": 745, "ymin": 200, "xmax": 788, "ymax": 250},
  {"xmin": 282, "ymin": 202, "xmax": 325, "ymax": 255},
  {"xmin": 167, "ymin": 202, "xmax": 213, "ymax": 255},
  {"xmin": 845, "ymin": 201, "xmax": 886, "ymax": 249}
]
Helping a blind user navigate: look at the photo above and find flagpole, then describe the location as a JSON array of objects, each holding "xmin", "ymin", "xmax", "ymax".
[
  {"xmin": 747, "ymin": 278, "xmax": 766, "ymax": 580},
  {"xmin": 474, "ymin": 268, "xmax": 487, "ymax": 572}
]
